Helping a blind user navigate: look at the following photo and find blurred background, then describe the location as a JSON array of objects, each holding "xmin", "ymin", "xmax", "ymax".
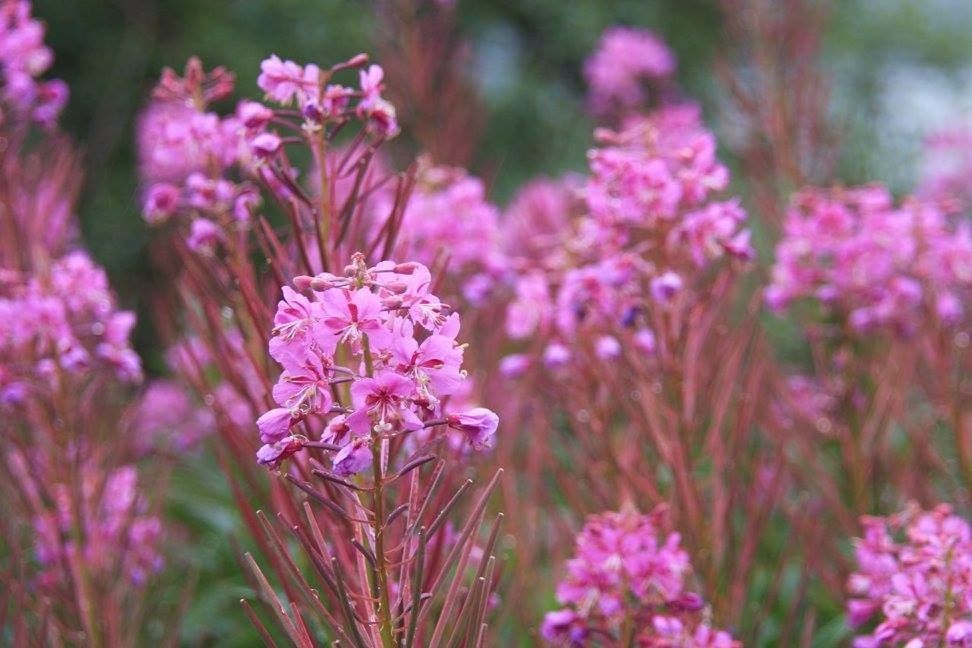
[{"xmin": 35, "ymin": 0, "xmax": 972, "ymax": 643}]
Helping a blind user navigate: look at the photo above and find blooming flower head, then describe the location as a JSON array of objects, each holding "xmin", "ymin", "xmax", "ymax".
[
  {"xmin": 766, "ymin": 185, "xmax": 972, "ymax": 337},
  {"xmin": 18, "ymin": 457, "xmax": 164, "ymax": 589},
  {"xmin": 128, "ymin": 379, "xmax": 214, "ymax": 453},
  {"xmin": 542, "ymin": 506, "xmax": 738, "ymax": 647},
  {"xmin": 372, "ymin": 158, "xmax": 502, "ymax": 304},
  {"xmin": 257, "ymin": 253, "xmax": 497, "ymax": 472},
  {"xmin": 584, "ymin": 26, "xmax": 677, "ymax": 120},
  {"xmin": 500, "ymin": 105, "xmax": 751, "ymax": 378},
  {"xmin": 0, "ymin": 1, "xmax": 68, "ymax": 127},
  {"xmin": 138, "ymin": 52, "xmax": 401, "ymax": 256},
  {"xmin": 847, "ymin": 504, "xmax": 972, "ymax": 647},
  {"xmin": 0, "ymin": 251, "xmax": 142, "ymax": 397}
]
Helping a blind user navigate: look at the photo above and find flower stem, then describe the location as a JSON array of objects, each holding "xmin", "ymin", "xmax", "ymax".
[{"xmin": 363, "ymin": 336, "xmax": 395, "ymax": 647}]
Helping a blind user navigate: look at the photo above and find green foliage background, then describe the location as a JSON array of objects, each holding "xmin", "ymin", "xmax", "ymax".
[{"xmin": 35, "ymin": 0, "xmax": 972, "ymax": 643}]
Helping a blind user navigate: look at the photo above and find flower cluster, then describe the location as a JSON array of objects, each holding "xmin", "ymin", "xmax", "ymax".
[
  {"xmin": 765, "ymin": 185, "xmax": 972, "ymax": 335},
  {"xmin": 128, "ymin": 379, "xmax": 215, "ymax": 454},
  {"xmin": 137, "ymin": 59, "xmax": 258, "ymax": 249},
  {"xmin": 584, "ymin": 26, "xmax": 676, "ymax": 120},
  {"xmin": 541, "ymin": 507, "xmax": 737, "ymax": 647},
  {"xmin": 258, "ymin": 54, "xmax": 399, "ymax": 138},
  {"xmin": 847, "ymin": 504, "xmax": 972, "ymax": 647},
  {"xmin": 257, "ymin": 253, "xmax": 498, "ymax": 472},
  {"xmin": 0, "ymin": 0, "xmax": 67, "ymax": 128},
  {"xmin": 500, "ymin": 105, "xmax": 752, "ymax": 374},
  {"xmin": 139, "ymin": 54, "xmax": 400, "ymax": 254},
  {"xmin": 0, "ymin": 250, "xmax": 141, "ymax": 404},
  {"xmin": 11, "ymin": 454, "xmax": 165, "ymax": 588},
  {"xmin": 376, "ymin": 158, "xmax": 503, "ymax": 304}
]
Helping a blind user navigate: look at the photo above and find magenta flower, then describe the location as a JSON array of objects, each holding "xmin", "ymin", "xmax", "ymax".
[
  {"xmin": 847, "ymin": 504, "xmax": 972, "ymax": 647},
  {"xmin": 237, "ymin": 100, "xmax": 273, "ymax": 129},
  {"xmin": 332, "ymin": 436, "xmax": 372, "ymax": 476},
  {"xmin": 186, "ymin": 218, "xmax": 223, "ymax": 253},
  {"xmin": 256, "ymin": 407, "xmax": 296, "ymax": 444},
  {"xmin": 250, "ymin": 131, "xmax": 281, "ymax": 158},
  {"xmin": 447, "ymin": 407, "xmax": 499, "ymax": 450},
  {"xmin": 258, "ymin": 256, "xmax": 497, "ymax": 472},
  {"xmin": 499, "ymin": 353, "xmax": 530, "ymax": 378},
  {"xmin": 143, "ymin": 183, "xmax": 181, "ymax": 224},
  {"xmin": 584, "ymin": 26, "xmax": 676, "ymax": 119},
  {"xmin": 359, "ymin": 64, "xmax": 385, "ymax": 104},
  {"xmin": 543, "ymin": 507, "xmax": 738, "ymax": 647},
  {"xmin": 500, "ymin": 103, "xmax": 749, "ymax": 378},
  {"xmin": 319, "ymin": 287, "xmax": 389, "ymax": 350},
  {"xmin": 258, "ymin": 54, "xmax": 309, "ymax": 105},
  {"xmin": 347, "ymin": 370, "xmax": 422, "ymax": 436},
  {"xmin": 374, "ymin": 162, "xmax": 502, "ymax": 290},
  {"xmin": 767, "ymin": 185, "xmax": 972, "ymax": 336},
  {"xmin": 257, "ymin": 434, "xmax": 306, "ymax": 468},
  {"xmin": 272, "ymin": 352, "xmax": 334, "ymax": 417},
  {"xmin": 270, "ymin": 285, "xmax": 321, "ymax": 361},
  {"xmin": 0, "ymin": 1, "xmax": 68, "ymax": 127},
  {"xmin": 650, "ymin": 271, "xmax": 683, "ymax": 305}
]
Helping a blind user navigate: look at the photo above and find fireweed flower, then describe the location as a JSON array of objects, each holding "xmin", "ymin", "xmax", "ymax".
[
  {"xmin": 370, "ymin": 157, "xmax": 503, "ymax": 304},
  {"xmin": 136, "ymin": 60, "xmax": 256, "ymax": 251},
  {"xmin": 1, "ymin": 12, "xmax": 171, "ymax": 636},
  {"xmin": 501, "ymin": 104, "xmax": 752, "ymax": 373},
  {"xmin": 847, "ymin": 504, "xmax": 972, "ymax": 647},
  {"xmin": 0, "ymin": 1, "xmax": 67, "ymax": 127},
  {"xmin": 0, "ymin": 251, "xmax": 142, "ymax": 393},
  {"xmin": 541, "ymin": 507, "xmax": 738, "ymax": 647},
  {"xmin": 258, "ymin": 253, "xmax": 498, "ymax": 471},
  {"xmin": 20, "ymin": 459, "xmax": 165, "ymax": 589},
  {"xmin": 584, "ymin": 26, "xmax": 676, "ymax": 120},
  {"xmin": 127, "ymin": 379, "xmax": 215, "ymax": 453},
  {"xmin": 138, "ymin": 53, "xmax": 400, "ymax": 256},
  {"xmin": 766, "ymin": 185, "xmax": 972, "ymax": 336}
]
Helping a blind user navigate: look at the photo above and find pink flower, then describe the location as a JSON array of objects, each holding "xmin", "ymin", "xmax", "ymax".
[
  {"xmin": 236, "ymin": 100, "xmax": 273, "ymax": 130},
  {"xmin": 256, "ymin": 407, "xmax": 296, "ymax": 443},
  {"xmin": 270, "ymin": 285, "xmax": 321, "ymax": 361},
  {"xmin": 447, "ymin": 407, "xmax": 499, "ymax": 450},
  {"xmin": 595, "ymin": 335, "xmax": 621, "ymax": 360},
  {"xmin": 651, "ymin": 271, "xmax": 683, "ymax": 305},
  {"xmin": 320, "ymin": 84, "xmax": 353, "ymax": 118},
  {"xmin": 767, "ymin": 186, "xmax": 972, "ymax": 336},
  {"xmin": 257, "ymin": 435, "xmax": 306, "ymax": 467},
  {"xmin": 347, "ymin": 370, "xmax": 421, "ymax": 436},
  {"xmin": 543, "ymin": 343, "xmax": 571, "ymax": 368},
  {"xmin": 543, "ymin": 507, "xmax": 737, "ymax": 646},
  {"xmin": 584, "ymin": 26, "xmax": 676, "ymax": 118},
  {"xmin": 499, "ymin": 353, "xmax": 530, "ymax": 378},
  {"xmin": 250, "ymin": 132, "xmax": 281, "ymax": 158},
  {"xmin": 272, "ymin": 352, "xmax": 334, "ymax": 417},
  {"xmin": 258, "ymin": 54, "xmax": 307, "ymax": 105},
  {"xmin": 186, "ymin": 218, "xmax": 222, "ymax": 253},
  {"xmin": 391, "ymin": 332, "xmax": 464, "ymax": 405},
  {"xmin": 356, "ymin": 65, "xmax": 399, "ymax": 138},
  {"xmin": 634, "ymin": 328, "xmax": 657, "ymax": 355},
  {"xmin": 358, "ymin": 65, "xmax": 384, "ymax": 104},
  {"xmin": 319, "ymin": 287, "xmax": 389, "ymax": 350},
  {"xmin": 506, "ymin": 272, "xmax": 550, "ymax": 340},
  {"xmin": 847, "ymin": 505, "xmax": 972, "ymax": 647},
  {"xmin": 332, "ymin": 436, "xmax": 372, "ymax": 476},
  {"xmin": 142, "ymin": 183, "xmax": 181, "ymax": 224},
  {"xmin": 255, "ymin": 256, "xmax": 496, "ymax": 473}
]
